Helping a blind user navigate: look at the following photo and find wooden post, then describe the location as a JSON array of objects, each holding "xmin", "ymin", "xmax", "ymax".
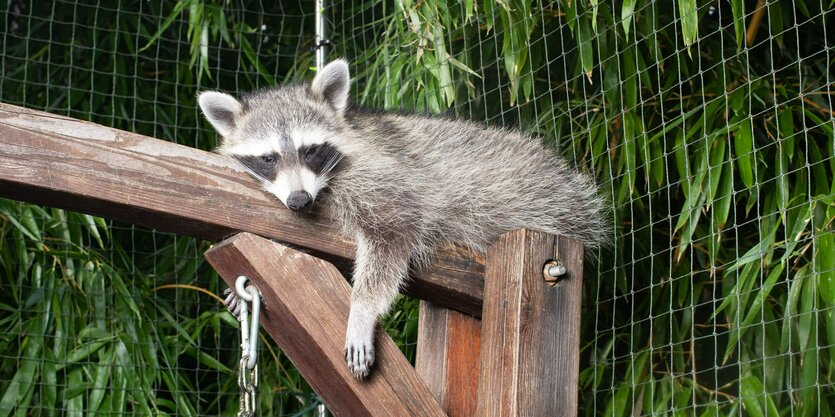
[
  {"xmin": 204, "ymin": 233, "xmax": 446, "ymax": 417},
  {"xmin": 416, "ymin": 301, "xmax": 481, "ymax": 417},
  {"xmin": 476, "ymin": 229, "xmax": 584, "ymax": 417}
]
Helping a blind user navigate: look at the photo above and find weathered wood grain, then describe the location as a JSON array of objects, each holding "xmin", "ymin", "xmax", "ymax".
[
  {"xmin": 476, "ymin": 229, "xmax": 584, "ymax": 417},
  {"xmin": 0, "ymin": 102, "xmax": 484, "ymax": 316},
  {"xmin": 204, "ymin": 233, "xmax": 446, "ymax": 417},
  {"xmin": 416, "ymin": 301, "xmax": 481, "ymax": 417}
]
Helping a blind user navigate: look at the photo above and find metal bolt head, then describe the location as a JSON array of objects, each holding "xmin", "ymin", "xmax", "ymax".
[{"xmin": 543, "ymin": 260, "xmax": 566, "ymax": 286}]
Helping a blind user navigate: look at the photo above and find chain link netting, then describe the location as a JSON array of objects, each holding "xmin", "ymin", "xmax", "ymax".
[{"xmin": 1, "ymin": 1, "xmax": 833, "ymax": 416}]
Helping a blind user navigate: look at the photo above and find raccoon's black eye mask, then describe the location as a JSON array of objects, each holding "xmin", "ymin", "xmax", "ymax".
[
  {"xmin": 234, "ymin": 153, "xmax": 280, "ymax": 182},
  {"xmin": 304, "ymin": 145, "xmax": 319, "ymax": 160},
  {"xmin": 298, "ymin": 143, "xmax": 342, "ymax": 175}
]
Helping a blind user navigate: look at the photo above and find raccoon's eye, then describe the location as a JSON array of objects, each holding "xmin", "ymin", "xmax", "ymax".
[
  {"xmin": 304, "ymin": 145, "xmax": 319, "ymax": 161},
  {"xmin": 262, "ymin": 155, "xmax": 276, "ymax": 164}
]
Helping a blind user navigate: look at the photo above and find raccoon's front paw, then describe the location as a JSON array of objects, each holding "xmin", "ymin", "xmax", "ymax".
[{"xmin": 344, "ymin": 322, "xmax": 376, "ymax": 379}]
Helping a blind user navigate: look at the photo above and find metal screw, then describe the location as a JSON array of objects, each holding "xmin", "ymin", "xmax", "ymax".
[{"xmin": 543, "ymin": 260, "xmax": 566, "ymax": 286}]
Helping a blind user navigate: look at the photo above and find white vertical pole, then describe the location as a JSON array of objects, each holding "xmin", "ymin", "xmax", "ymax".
[
  {"xmin": 315, "ymin": 0, "xmax": 328, "ymax": 71},
  {"xmin": 315, "ymin": 5, "xmax": 328, "ymax": 414}
]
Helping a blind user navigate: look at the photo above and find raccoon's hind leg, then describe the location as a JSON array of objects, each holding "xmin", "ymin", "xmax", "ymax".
[{"xmin": 344, "ymin": 232, "xmax": 410, "ymax": 379}]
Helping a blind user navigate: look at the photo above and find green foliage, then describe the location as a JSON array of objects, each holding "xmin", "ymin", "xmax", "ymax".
[
  {"xmin": 0, "ymin": 2, "xmax": 334, "ymax": 416},
  {"xmin": 1, "ymin": 0, "xmax": 834, "ymax": 416},
  {"xmin": 334, "ymin": 0, "xmax": 835, "ymax": 415}
]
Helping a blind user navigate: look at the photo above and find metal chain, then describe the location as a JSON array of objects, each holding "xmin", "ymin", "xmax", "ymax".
[
  {"xmin": 237, "ymin": 357, "xmax": 258, "ymax": 417},
  {"xmin": 224, "ymin": 276, "xmax": 262, "ymax": 417}
]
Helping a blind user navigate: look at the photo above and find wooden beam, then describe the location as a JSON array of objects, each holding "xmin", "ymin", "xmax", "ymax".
[
  {"xmin": 204, "ymin": 233, "xmax": 446, "ymax": 417},
  {"xmin": 416, "ymin": 301, "xmax": 481, "ymax": 417},
  {"xmin": 0, "ymin": 102, "xmax": 484, "ymax": 316},
  {"xmin": 476, "ymin": 229, "xmax": 583, "ymax": 417}
]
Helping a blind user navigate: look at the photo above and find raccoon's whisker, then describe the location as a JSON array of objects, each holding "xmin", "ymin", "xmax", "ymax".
[
  {"xmin": 315, "ymin": 155, "xmax": 343, "ymax": 190},
  {"xmin": 318, "ymin": 156, "xmax": 342, "ymax": 185},
  {"xmin": 321, "ymin": 153, "xmax": 343, "ymax": 175},
  {"xmin": 232, "ymin": 158, "xmax": 270, "ymax": 185}
]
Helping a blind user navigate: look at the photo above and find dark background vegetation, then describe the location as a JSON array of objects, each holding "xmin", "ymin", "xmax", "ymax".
[{"xmin": 1, "ymin": 0, "xmax": 833, "ymax": 416}]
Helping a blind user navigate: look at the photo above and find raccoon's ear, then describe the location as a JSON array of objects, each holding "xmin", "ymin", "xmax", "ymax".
[
  {"xmin": 311, "ymin": 59, "xmax": 350, "ymax": 115},
  {"xmin": 198, "ymin": 91, "xmax": 243, "ymax": 137}
]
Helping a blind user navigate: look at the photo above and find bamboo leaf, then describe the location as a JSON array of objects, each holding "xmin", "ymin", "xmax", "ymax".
[
  {"xmin": 61, "ymin": 340, "xmax": 109, "ymax": 367},
  {"xmin": 779, "ymin": 108, "xmax": 795, "ymax": 160},
  {"xmin": 484, "ymin": 0, "xmax": 495, "ymax": 30},
  {"xmin": 431, "ymin": 24, "xmax": 455, "ymax": 107},
  {"xmin": 735, "ymin": 118, "xmax": 755, "ymax": 188},
  {"xmin": 621, "ymin": 0, "xmax": 636, "ymax": 38},
  {"xmin": 0, "ymin": 317, "xmax": 43, "ymax": 417},
  {"xmin": 564, "ymin": 0, "xmax": 576, "ymax": 33},
  {"xmin": 798, "ymin": 348, "xmax": 818, "ymax": 416},
  {"xmin": 725, "ymin": 221, "xmax": 778, "ymax": 274},
  {"xmin": 603, "ymin": 383, "xmax": 630, "ymax": 417},
  {"xmin": 108, "ymin": 269, "xmax": 142, "ymax": 322},
  {"xmin": 577, "ymin": 11, "xmax": 594, "ymax": 83},
  {"xmin": 797, "ymin": 267, "xmax": 816, "ymax": 354},
  {"xmin": 781, "ymin": 198, "xmax": 812, "ymax": 262},
  {"xmin": 43, "ymin": 360, "xmax": 57, "ymax": 417},
  {"xmin": 79, "ymin": 214, "xmax": 105, "ymax": 248},
  {"xmin": 0, "ymin": 206, "xmax": 40, "ymax": 242},
  {"xmin": 239, "ymin": 36, "xmax": 275, "ymax": 85},
  {"xmin": 623, "ymin": 113, "xmax": 637, "ymax": 195},
  {"xmin": 108, "ymin": 367, "xmax": 127, "ymax": 415},
  {"xmin": 139, "ymin": 1, "xmax": 189, "ymax": 52},
  {"xmin": 768, "ymin": 0, "xmax": 784, "ymax": 45},
  {"xmin": 723, "ymin": 262, "xmax": 784, "ymax": 362},
  {"xmin": 739, "ymin": 375, "xmax": 780, "ymax": 417},
  {"xmin": 114, "ymin": 340, "xmax": 155, "ymax": 415},
  {"xmin": 705, "ymin": 136, "xmax": 727, "ymax": 206},
  {"xmin": 86, "ymin": 346, "xmax": 113, "ymax": 417},
  {"xmin": 0, "ymin": 357, "xmax": 36, "ymax": 417},
  {"xmin": 817, "ymin": 230, "xmax": 835, "ymax": 308},
  {"xmin": 447, "ymin": 56, "xmax": 480, "ymax": 77},
  {"xmin": 677, "ymin": 0, "xmax": 698, "ymax": 56},
  {"xmin": 730, "ymin": 0, "xmax": 745, "ymax": 49},
  {"xmin": 712, "ymin": 163, "xmax": 734, "ymax": 229},
  {"xmin": 186, "ymin": 347, "xmax": 233, "ymax": 373},
  {"xmin": 65, "ymin": 369, "xmax": 84, "ymax": 417},
  {"xmin": 622, "ymin": 44, "xmax": 637, "ymax": 109},
  {"xmin": 826, "ymin": 305, "xmax": 835, "ymax": 380}
]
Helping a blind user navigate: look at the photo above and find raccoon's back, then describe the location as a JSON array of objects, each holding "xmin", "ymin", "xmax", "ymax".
[{"xmin": 341, "ymin": 110, "xmax": 610, "ymax": 250}]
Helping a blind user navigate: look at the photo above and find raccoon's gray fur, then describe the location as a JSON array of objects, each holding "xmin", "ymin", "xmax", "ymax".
[{"xmin": 198, "ymin": 59, "xmax": 609, "ymax": 379}]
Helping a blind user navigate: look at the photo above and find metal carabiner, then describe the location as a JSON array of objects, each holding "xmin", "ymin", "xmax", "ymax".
[
  {"xmin": 225, "ymin": 276, "xmax": 262, "ymax": 417},
  {"xmin": 234, "ymin": 276, "xmax": 261, "ymax": 370}
]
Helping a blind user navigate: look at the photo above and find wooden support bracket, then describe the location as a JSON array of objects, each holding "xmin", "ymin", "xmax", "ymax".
[
  {"xmin": 204, "ymin": 233, "xmax": 446, "ymax": 417},
  {"xmin": 476, "ymin": 229, "xmax": 584, "ymax": 417}
]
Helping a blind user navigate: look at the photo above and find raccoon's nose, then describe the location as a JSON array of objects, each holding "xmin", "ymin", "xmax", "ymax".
[{"xmin": 286, "ymin": 191, "xmax": 313, "ymax": 212}]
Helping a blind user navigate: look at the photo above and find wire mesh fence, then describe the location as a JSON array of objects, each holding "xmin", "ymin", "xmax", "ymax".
[
  {"xmin": 1, "ymin": 0, "xmax": 833, "ymax": 416},
  {"xmin": 1, "ymin": 1, "xmax": 360, "ymax": 415}
]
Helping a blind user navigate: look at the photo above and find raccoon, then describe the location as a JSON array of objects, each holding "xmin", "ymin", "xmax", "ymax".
[{"xmin": 198, "ymin": 59, "xmax": 609, "ymax": 379}]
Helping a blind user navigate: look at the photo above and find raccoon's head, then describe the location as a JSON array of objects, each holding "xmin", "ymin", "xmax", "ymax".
[{"xmin": 197, "ymin": 60, "xmax": 351, "ymax": 212}]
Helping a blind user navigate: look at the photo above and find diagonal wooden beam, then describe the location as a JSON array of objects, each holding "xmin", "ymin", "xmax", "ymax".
[
  {"xmin": 0, "ymin": 102, "xmax": 484, "ymax": 316},
  {"xmin": 205, "ymin": 233, "xmax": 447, "ymax": 417}
]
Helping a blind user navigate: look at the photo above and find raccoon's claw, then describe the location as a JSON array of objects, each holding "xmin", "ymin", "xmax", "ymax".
[
  {"xmin": 344, "ymin": 334, "xmax": 375, "ymax": 379},
  {"xmin": 222, "ymin": 289, "xmax": 243, "ymax": 317}
]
